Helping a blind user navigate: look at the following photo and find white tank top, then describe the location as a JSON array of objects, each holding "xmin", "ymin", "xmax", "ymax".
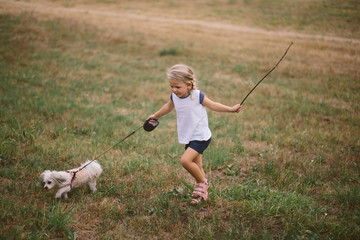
[{"xmin": 171, "ymin": 90, "xmax": 212, "ymax": 144}]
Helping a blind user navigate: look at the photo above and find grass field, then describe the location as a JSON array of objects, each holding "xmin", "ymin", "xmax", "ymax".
[{"xmin": 1, "ymin": 0, "xmax": 359, "ymax": 239}]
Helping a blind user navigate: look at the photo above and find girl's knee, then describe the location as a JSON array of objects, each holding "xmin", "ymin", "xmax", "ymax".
[
  {"xmin": 179, "ymin": 157, "xmax": 186, "ymax": 166},
  {"xmin": 180, "ymin": 156, "xmax": 190, "ymax": 168}
]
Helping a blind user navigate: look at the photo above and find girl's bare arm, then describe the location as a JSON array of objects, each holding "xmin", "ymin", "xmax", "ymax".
[
  {"xmin": 202, "ymin": 96, "xmax": 242, "ymax": 113},
  {"xmin": 148, "ymin": 100, "xmax": 175, "ymax": 119}
]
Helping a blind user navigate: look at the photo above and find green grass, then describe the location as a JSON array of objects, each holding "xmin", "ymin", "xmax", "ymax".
[{"xmin": 1, "ymin": 1, "xmax": 360, "ymax": 239}]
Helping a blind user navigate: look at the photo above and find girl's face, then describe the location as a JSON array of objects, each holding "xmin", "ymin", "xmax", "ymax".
[{"xmin": 169, "ymin": 78, "xmax": 192, "ymax": 98}]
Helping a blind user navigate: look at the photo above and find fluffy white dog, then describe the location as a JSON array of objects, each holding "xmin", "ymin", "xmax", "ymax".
[{"xmin": 40, "ymin": 160, "xmax": 102, "ymax": 199}]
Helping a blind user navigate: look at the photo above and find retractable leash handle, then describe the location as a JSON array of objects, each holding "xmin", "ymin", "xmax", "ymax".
[
  {"xmin": 240, "ymin": 42, "xmax": 293, "ymax": 105},
  {"xmin": 143, "ymin": 118, "xmax": 159, "ymax": 132}
]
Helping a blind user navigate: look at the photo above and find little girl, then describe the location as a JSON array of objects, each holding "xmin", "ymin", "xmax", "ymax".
[{"xmin": 148, "ymin": 64, "xmax": 242, "ymax": 204}]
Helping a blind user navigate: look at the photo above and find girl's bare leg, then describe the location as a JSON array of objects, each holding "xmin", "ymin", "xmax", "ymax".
[
  {"xmin": 180, "ymin": 148, "xmax": 206, "ymax": 183},
  {"xmin": 193, "ymin": 154, "xmax": 206, "ymax": 182}
]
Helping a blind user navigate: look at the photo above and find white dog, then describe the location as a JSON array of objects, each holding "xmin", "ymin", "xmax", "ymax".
[{"xmin": 40, "ymin": 160, "xmax": 102, "ymax": 199}]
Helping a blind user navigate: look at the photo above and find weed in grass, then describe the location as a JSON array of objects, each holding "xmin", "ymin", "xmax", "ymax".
[
  {"xmin": 223, "ymin": 164, "xmax": 242, "ymax": 176},
  {"xmin": 159, "ymin": 48, "xmax": 178, "ymax": 56},
  {"xmin": 44, "ymin": 202, "xmax": 78, "ymax": 239}
]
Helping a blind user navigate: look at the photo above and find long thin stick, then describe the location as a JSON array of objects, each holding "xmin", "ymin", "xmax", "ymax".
[{"xmin": 240, "ymin": 42, "xmax": 293, "ymax": 105}]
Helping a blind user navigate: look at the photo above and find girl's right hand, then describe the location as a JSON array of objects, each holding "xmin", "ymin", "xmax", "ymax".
[
  {"xmin": 231, "ymin": 104, "xmax": 242, "ymax": 113},
  {"xmin": 147, "ymin": 114, "xmax": 158, "ymax": 120}
]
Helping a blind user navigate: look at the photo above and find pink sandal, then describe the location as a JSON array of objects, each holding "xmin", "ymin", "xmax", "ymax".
[{"xmin": 191, "ymin": 181, "xmax": 209, "ymax": 204}]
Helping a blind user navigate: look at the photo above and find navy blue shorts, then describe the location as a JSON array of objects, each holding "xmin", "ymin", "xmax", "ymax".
[{"xmin": 185, "ymin": 138, "xmax": 211, "ymax": 154}]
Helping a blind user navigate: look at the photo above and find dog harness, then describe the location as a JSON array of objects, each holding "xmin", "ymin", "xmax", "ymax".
[{"xmin": 65, "ymin": 168, "xmax": 90, "ymax": 189}]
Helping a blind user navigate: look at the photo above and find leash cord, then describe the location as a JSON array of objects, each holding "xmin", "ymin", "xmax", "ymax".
[
  {"xmin": 93, "ymin": 125, "xmax": 142, "ymax": 160},
  {"xmin": 75, "ymin": 125, "xmax": 143, "ymax": 172},
  {"xmin": 240, "ymin": 42, "xmax": 293, "ymax": 105}
]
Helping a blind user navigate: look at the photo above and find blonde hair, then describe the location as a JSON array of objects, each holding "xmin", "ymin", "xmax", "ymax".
[{"xmin": 167, "ymin": 64, "xmax": 197, "ymax": 90}]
